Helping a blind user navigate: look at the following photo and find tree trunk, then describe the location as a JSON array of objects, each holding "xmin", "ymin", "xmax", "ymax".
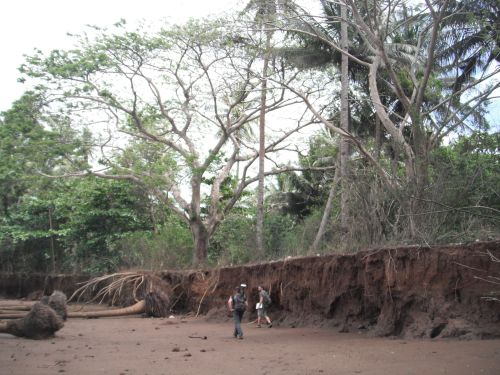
[
  {"xmin": 309, "ymin": 160, "xmax": 341, "ymax": 254},
  {"xmin": 189, "ymin": 173, "xmax": 210, "ymax": 266},
  {"xmin": 191, "ymin": 219, "xmax": 209, "ymax": 266},
  {"xmin": 339, "ymin": 2, "xmax": 350, "ymax": 232},
  {"xmin": 256, "ymin": 30, "xmax": 272, "ymax": 256},
  {"xmin": 48, "ymin": 205, "xmax": 56, "ymax": 274},
  {"xmin": 407, "ymin": 121, "xmax": 431, "ymax": 239},
  {"xmin": 375, "ymin": 115, "xmax": 381, "ymax": 161}
]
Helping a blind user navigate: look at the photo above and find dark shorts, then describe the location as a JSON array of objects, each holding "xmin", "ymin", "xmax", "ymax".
[{"xmin": 257, "ymin": 307, "xmax": 268, "ymax": 317}]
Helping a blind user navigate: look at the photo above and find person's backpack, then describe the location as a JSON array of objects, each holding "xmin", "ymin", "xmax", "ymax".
[
  {"xmin": 233, "ymin": 293, "xmax": 246, "ymax": 312},
  {"xmin": 261, "ymin": 290, "xmax": 271, "ymax": 307}
]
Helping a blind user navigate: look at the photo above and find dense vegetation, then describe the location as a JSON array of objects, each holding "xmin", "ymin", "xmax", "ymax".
[{"xmin": 1, "ymin": 0, "xmax": 498, "ymax": 274}]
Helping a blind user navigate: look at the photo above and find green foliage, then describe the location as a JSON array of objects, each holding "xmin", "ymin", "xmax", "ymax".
[
  {"xmin": 209, "ymin": 211, "xmax": 256, "ymax": 265},
  {"xmin": 55, "ymin": 178, "xmax": 153, "ymax": 273},
  {"xmin": 0, "ymin": 176, "xmax": 155, "ymax": 274},
  {"xmin": 115, "ymin": 139, "xmax": 178, "ymax": 188},
  {"xmin": 209, "ymin": 208, "xmax": 298, "ymax": 265},
  {"xmin": 263, "ymin": 211, "xmax": 298, "ymax": 258},
  {"xmin": 270, "ymin": 134, "xmax": 337, "ymax": 220},
  {"xmin": 0, "ymin": 92, "xmax": 57, "ymax": 216},
  {"xmin": 113, "ymin": 216, "xmax": 193, "ymax": 271},
  {"xmin": 426, "ymin": 132, "xmax": 500, "ymax": 242}
]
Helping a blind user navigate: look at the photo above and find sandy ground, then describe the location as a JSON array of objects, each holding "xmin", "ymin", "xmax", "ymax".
[
  {"xmin": 1, "ymin": 308, "xmax": 500, "ymax": 375},
  {"xmin": 0, "ymin": 300, "xmax": 500, "ymax": 375}
]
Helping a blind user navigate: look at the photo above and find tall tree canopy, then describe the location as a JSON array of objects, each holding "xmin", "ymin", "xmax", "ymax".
[
  {"xmin": 4, "ymin": 2, "xmax": 497, "ymax": 271},
  {"xmin": 20, "ymin": 19, "xmax": 314, "ymax": 265}
]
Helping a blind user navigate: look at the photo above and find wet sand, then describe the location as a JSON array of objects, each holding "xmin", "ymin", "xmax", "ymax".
[{"xmin": 1, "ymin": 314, "xmax": 499, "ymax": 375}]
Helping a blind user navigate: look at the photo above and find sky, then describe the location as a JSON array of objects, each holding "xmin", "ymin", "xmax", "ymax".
[
  {"xmin": 0, "ymin": 0, "xmax": 244, "ymax": 112},
  {"xmin": 1, "ymin": 0, "xmax": 497, "ymax": 129}
]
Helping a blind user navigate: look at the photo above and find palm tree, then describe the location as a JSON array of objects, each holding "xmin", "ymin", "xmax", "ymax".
[
  {"xmin": 279, "ymin": 0, "xmax": 362, "ymax": 246},
  {"xmin": 339, "ymin": 1, "xmax": 349, "ymax": 231},
  {"xmin": 242, "ymin": 0, "xmax": 296, "ymax": 256},
  {"xmin": 437, "ymin": 0, "xmax": 499, "ymax": 93}
]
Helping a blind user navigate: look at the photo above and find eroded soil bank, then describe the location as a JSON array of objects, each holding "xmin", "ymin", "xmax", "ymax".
[{"xmin": 1, "ymin": 241, "xmax": 499, "ymax": 339}]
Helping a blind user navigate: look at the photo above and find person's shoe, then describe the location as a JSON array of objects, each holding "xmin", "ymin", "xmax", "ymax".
[
  {"xmin": 233, "ymin": 332, "xmax": 238, "ymax": 338},
  {"xmin": 238, "ymin": 336, "xmax": 244, "ymax": 340},
  {"xmin": 268, "ymin": 323, "xmax": 273, "ymax": 328},
  {"xmin": 257, "ymin": 324, "xmax": 261, "ymax": 328}
]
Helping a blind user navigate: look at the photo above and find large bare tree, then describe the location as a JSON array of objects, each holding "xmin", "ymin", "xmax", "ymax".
[{"xmin": 22, "ymin": 20, "xmax": 313, "ymax": 265}]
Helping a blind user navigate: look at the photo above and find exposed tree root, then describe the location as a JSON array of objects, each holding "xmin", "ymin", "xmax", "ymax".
[
  {"xmin": 68, "ymin": 271, "xmax": 171, "ymax": 318},
  {"xmin": 0, "ymin": 302, "xmax": 64, "ymax": 339},
  {"xmin": 145, "ymin": 290, "xmax": 170, "ymax": 317},
  {"xmin": 41, "ymin": 290, "xmax": 68, "ymax": 321}
]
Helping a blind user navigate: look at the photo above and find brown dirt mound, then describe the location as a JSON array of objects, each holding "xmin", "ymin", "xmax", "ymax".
[
  {"xmin": 1, "ymin": 241, "xmax": 499, "ymax": 339},
  {"xmin": 166, "ymin": 241, "xmax": 500, "ymax": 339}
]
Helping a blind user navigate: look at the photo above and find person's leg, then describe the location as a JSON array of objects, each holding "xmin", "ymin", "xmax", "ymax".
[
  {"xmin": 233, "ymin": 311, "xmax": 239, "ymax": 337},
  {"xmin": 257, "ymin": 308, "xmax": 263, "ymax": 327},
  {"xmin": 235, "ymin": 310, "xmax": 244, "ymax": 338},
  {"xmin": 263, "ymin": 308, "xmax": 272, "ymax": 327}
]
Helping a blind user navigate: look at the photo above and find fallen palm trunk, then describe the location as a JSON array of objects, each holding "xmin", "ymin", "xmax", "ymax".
[
  {"xmin": 57, "ymin": 290, "xmax": 168, "ymax": 318},
  {"xmin": 0, "ymin": 305, "xmax": 33, "ymax": 311},
  {"xmin": 0, "ymin": 311, "xmax": 30, "ymax": 319},
  {"xmin": 0, "ymin": 300, "xmax": 145, "ymax": 319},
  {"xmin": 68, "ymin": 300, "xmax": 146, "ymax": 318},
  {"xmin": 0, "ymin": 302, "xmax": 64, "ymax": 339},
  {"xmin": 0, "ymin": 301, "xmax": 146, "ymax": 319}
]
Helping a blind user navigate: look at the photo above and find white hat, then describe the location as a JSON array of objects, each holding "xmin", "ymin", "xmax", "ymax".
[{"xmin": 240, "ymin": 283, "xmax": 247, "ymax": 288}]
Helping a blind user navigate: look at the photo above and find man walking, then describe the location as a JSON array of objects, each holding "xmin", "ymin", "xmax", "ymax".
[
  {"xmin": 228, "ymin": 285, "xmax": 248, "ymax": 339},
  {"xmin": 256, "ymin": 285, "xmax": 272, "ymax": 328}
]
